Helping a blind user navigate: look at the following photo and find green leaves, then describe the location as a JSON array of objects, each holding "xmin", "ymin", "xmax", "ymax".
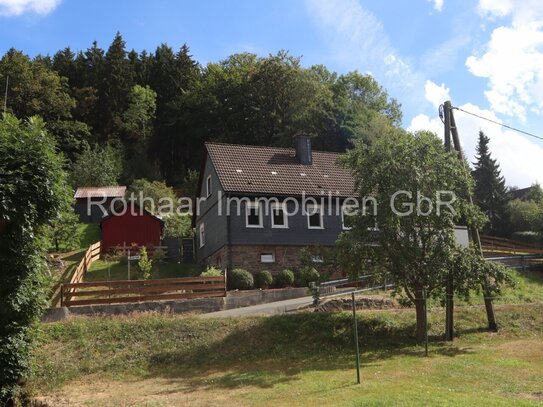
[
  {"xmin": 339, "ymin": 125, "xmax": 490, "ymax": 300},
  {"xmin": 1, "ymin": 113, "xmax": 69, "ymax": 402}
]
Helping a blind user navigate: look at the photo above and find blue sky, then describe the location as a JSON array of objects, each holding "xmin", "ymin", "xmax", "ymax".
[{"xmin": 1, "ymin": 0, "xmax": 542, "ymax": 187}]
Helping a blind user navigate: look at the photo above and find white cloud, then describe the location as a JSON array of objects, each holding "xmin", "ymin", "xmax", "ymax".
[
  {"xmin": 428, "ymin": 0, "xmax": 444, "ymax": 12},
  {"xmin": 466, "ymin": 1, "xmax": 543, "ymax": 121},
  {"xmin": 477, "ymin": 0, "xmax": 513, "ymax": 18},
  {"xmin": 304, "ymin": 0, "xmax": 420, "ymax": 94},
  {"xmin": 424, "ymin": 80, "xmax": 450, "ymax": 109},
  {"xmin": 0, "ymin": 0, "xmax": 61, "ymax": 16},
  {"xmin": 408, "ymin": 102, "xmax": 543, "ymax": 188}
]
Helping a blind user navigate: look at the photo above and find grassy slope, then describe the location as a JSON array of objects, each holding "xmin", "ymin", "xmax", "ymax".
[
  {"xmin": 85, "ymin": 259, "xmax": 204, "ymax": 281},
  {"xmin": 30, "ymin": 303, "xmax": 543, "ymax": 406},
  {"xmin": 47, "ymin": 223, "xmax": 101, "ymax": 307}
]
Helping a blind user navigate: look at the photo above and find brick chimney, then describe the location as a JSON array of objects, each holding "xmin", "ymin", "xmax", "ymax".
[{"xmin": 294, "ymin": 133, "xmax": 312, "ymax": 165}]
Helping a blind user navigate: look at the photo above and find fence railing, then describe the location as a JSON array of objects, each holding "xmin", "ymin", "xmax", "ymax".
[
  {"xmin": 487, "ymin": 254, "xmax": 543, "ymax": 271},
  {"xmin": 480, "ymin": 235, "xmax": 543, "ymax": 256},
  {"xmin": 60, "ymin": 275, "xmax": 226, "ymax": 307},
  {"xmin": 70, "ymin": 241, "xmax": 101, "ymax": 285}
]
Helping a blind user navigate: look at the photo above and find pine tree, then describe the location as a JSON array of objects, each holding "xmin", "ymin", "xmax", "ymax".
[
  {"xmin": 472, "ymin": 131, "xmax": 509, "ymax": 235},
  {"xmin": 100, "ymin": 32, "xmax": 134, "ymax": 140}
]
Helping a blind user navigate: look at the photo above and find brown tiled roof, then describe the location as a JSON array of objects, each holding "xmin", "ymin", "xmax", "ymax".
[
  {"xmin": 74, "ymin": 186, "xmax": 127, "ymax": 199},
  {"xmin": 205, "ymin": 142, "xmax": 355, "ymax": 197}
]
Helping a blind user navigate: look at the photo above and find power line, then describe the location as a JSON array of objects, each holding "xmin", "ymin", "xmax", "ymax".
[{"xmin": 452, "ymin": 105, "xmax": 543, "ymax": 142}]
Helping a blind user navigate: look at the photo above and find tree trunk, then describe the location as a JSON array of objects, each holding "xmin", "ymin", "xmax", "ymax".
[{"xmin": 414, "ymin": 291, "xmax": 426, "ymax": 342}]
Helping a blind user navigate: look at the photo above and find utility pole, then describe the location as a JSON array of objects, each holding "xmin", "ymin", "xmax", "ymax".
[
  {"xmin": 443, "ymin": 101, "xmax": 455, "ymax": 341},
  {"xmin": 442, "ymin": 101, "xmax": 498, "ymax": 338}
]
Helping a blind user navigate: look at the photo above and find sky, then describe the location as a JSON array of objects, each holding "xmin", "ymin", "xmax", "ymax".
[{"xmin": 1, "ymin": 0, "xmax": 542, "ymax": 188}]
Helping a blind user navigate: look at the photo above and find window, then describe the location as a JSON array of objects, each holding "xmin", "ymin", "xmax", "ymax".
[
  {"xmin": 199, "ymin": 223, "xmax": 205, "ymax": 247},
  {"xmin": 271, "ymin": 202, "xmax": 288, "ymax": 228},
  {"xmin": 342, "ymin": 204, "xmax": 357, "ymax": 230},
  {"xmin": 311, "ymin": 255, "xmax": 324, "ymax": 263},
  {"xmin": 261, "ymin": 252, "xmax": 275, "ymax": 263},
  {"xmin": 306, "ymin": 204, "xmax": 324, "ymax": 229},
  {"xmin": 206, "ymin": 175, "xmax": 212, "ymax": 197},
  {"xmin": 246, "ymin": 201, "xmax": 263, "ymax": 228}
]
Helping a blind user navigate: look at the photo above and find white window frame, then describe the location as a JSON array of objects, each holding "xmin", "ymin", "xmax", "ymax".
[
  {"xmin": 199, "ymin": 223, "xmax": 205, "ymax": 248},
  {"xmin": 306, "ymin": 203, "xmax": 324, "ymax": 229},
  {"xmin": 260, "ymin": 252, "xmax": 275, "ymax": 263},
  {"xmin": 206, "ymin": 175, "xmax": 212, "ymax": 198},
  {"xmin": 246, "ymin": 201, "xmax": 263, "ymax": 228},
  {"xmin": 311, "ymin": 255, "xmax": 324, "ymax": 263},
  {"xmin": 271, "ymin": 202, "xmax": 288, "ymax": 229},
  {"xmin": 341, "ymin": 204, "xmax": 356, "ymax": 230}
]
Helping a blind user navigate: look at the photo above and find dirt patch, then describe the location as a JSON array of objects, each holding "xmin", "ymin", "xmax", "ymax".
[
  {"xmin": 37, "ymin": 375, "xmax": 252, "ymax": 407},
  {"xmin": 495, "ymin": 339, "xmax": 543, "ymax": 362}
]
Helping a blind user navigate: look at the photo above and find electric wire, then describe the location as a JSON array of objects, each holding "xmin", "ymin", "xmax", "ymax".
[{"xmin": 452, "ymin": 106, "xmax": 543, "ymax": 142}]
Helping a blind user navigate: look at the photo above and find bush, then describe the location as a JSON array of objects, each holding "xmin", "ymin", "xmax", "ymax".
[
  {"xmin": 255, "ymin": 270, "xmax": 273, "ymax": 289},
  {"xmin": 511, "ymin": 231, "xmax": 541, "ymax": 244},
  {"xmin": 295, "ymin": 266, "xmax": 321, "ymax": 287},
  {"xmin": 138, "ymin": 247, "xmax": 153, "ymax": 280},
  {"xmin": 275, "ymin": 269, "xmax": 295, "ymax": 288},
  {"xmin": 201, "ymin": 266, "xmax": 223, "ymax": 277},
  {"xmin": 227, "ymin": 268, "xmax": 254, "ymax": 290},
  {"xmin": 151, "ymin": 247, "xmax": 166, "ymax": 263}
]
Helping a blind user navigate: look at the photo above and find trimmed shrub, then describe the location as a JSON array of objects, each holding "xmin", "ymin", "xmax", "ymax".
[
  {"xmin": 295, "ymin": 266, "xmax": 321, "ymax": 287},
  {"xmin": 511, "ymin": 231, "xmax": 541, "ymax": 244},
  {"xmin": 255, "ymin": 270, "xmax": 273, "ymax": 289},
  {"xmin": 227, "ymin": 268, "xmax": 254, "ymax": 290},
  {"xmin": 201, "ymin": 266, "xmax": 223, "ymax": 277},
  {"xmin": 275, "ymin": 269, "xmax": 295, "ymax": 288}
]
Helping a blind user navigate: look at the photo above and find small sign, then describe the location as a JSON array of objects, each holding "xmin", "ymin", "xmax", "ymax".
[{"xmin": 128, "ymin": 255, "xmax": 141, "ymax": 260}]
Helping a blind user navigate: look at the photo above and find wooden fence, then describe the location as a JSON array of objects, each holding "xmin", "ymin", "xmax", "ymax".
[
  {"xmin": 60, "ymin": 275, "xmax": 226, "ymax": 307},
  {"xmin": 480, "ymin": 235, "xmax": 543, "ymax": 257},
  {"xmin": 70, "ymin": 241, "xmax": 101, "ymax": 284}
]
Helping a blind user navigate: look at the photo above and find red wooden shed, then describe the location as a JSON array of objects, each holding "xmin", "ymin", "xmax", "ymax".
[{"xmin": 100, "ymin": 203, "xmax": 164, "ymax": 252}]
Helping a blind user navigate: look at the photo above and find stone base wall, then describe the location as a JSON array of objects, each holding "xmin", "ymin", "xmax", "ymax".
[{"xmin": 204, "ymin": 244, "xmax": 340, "ymax": 275}]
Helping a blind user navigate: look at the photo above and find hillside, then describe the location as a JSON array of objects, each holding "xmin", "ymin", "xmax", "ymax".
[{"xmin": 30, "ymin": 303, "xmax": 543, "ymax": 406}]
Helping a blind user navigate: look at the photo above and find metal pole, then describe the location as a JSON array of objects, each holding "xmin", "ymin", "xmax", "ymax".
[
  {"xmin": 352, "ymin": 292, "xmax": 361, "ymax": 384},
  {"xmin": 128, "ymin": 248, "xmax": 130, "ymax": 281},
  {"xmin": 423, "ymin": 289, "xmax": 428, "ymax": 357}
]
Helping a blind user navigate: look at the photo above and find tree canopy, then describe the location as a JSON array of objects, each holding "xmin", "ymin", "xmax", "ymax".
[
  {"xmin": 1, "ymin": 34, "xmax": 401, "ymax": 187},
  {"xmin": 472, "ymin": 131, "xmax": 508, "ymax": 235},
  {"xmin": 0, "ymin": 114, "xmax": 69, "ymax": 402},
  {"xmin": 338, "ymin": 125, "xmax": 512, "ymax": 340}
]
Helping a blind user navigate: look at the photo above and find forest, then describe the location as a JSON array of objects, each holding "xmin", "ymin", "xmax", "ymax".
[
  {"xmin": 0, "ymin": 32, "xmax": 401, "ymax": 189},
  {"xmin": 1, "ymin": 32, "xmax": 541, "ymax": 241}
]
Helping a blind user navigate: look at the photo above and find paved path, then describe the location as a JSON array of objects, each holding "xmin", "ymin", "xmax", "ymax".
[{"xmin": 199, "ymin": 295, "xmax": 315, "ymax": 318}]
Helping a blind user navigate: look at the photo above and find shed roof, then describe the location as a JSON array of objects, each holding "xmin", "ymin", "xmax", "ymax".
[
  {"xmin": 205, "ymin": 142, "xmax": 355, "ymax": 197},
  {"xmin": 74, "ymin": 186, "xmax": 127, "ymax": 199}
]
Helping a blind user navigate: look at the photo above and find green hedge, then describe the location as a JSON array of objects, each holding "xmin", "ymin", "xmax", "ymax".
[{"xmin": 227, "ymin": 268, "xmax": 254, "ymax": 290}]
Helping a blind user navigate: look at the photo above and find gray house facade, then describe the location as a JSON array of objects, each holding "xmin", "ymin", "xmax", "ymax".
[{"xmin": 194, "ymin": 135, "xmax": 356, "ymax": 273}]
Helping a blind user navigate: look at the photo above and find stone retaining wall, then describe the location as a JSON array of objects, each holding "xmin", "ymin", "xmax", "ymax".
[{"xmin": 41, "ymin": 287, "xmax": 310, "ymax": 322}]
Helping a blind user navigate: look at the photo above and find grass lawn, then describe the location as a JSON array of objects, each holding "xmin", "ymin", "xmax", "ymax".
[
  {"xmin": 85, "ymin": 258, "xmax": 204, "ymax": 281},
  {"xmin": 30, "ymin": 303, "xmax": 543, "ymax": 406},
  {"xmin": 47, "ymin": 223, "xmax": 101, "ymax": 307}
]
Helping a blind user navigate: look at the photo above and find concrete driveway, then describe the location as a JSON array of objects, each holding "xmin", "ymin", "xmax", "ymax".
[{"xmin": 199, "ymin": 295, "xmax": 315, "ymax": 318}]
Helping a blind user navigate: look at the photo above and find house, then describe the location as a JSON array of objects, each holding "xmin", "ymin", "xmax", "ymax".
[
  {"xmin": 100, "ymin": 203, "xmax": 164, "ymax": 253},
  {"xmin": 194, "ymin": 134, "xmax": 355, "ymax": 273},
  {"xmin": 74, "ymin": 186, "xmax": 127, "ymax": 223}
]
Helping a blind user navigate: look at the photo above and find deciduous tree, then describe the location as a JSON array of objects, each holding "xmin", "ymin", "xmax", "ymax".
[{"xmin": 338, "ymin": 126, "xmax": 512, "ymax": 341}]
